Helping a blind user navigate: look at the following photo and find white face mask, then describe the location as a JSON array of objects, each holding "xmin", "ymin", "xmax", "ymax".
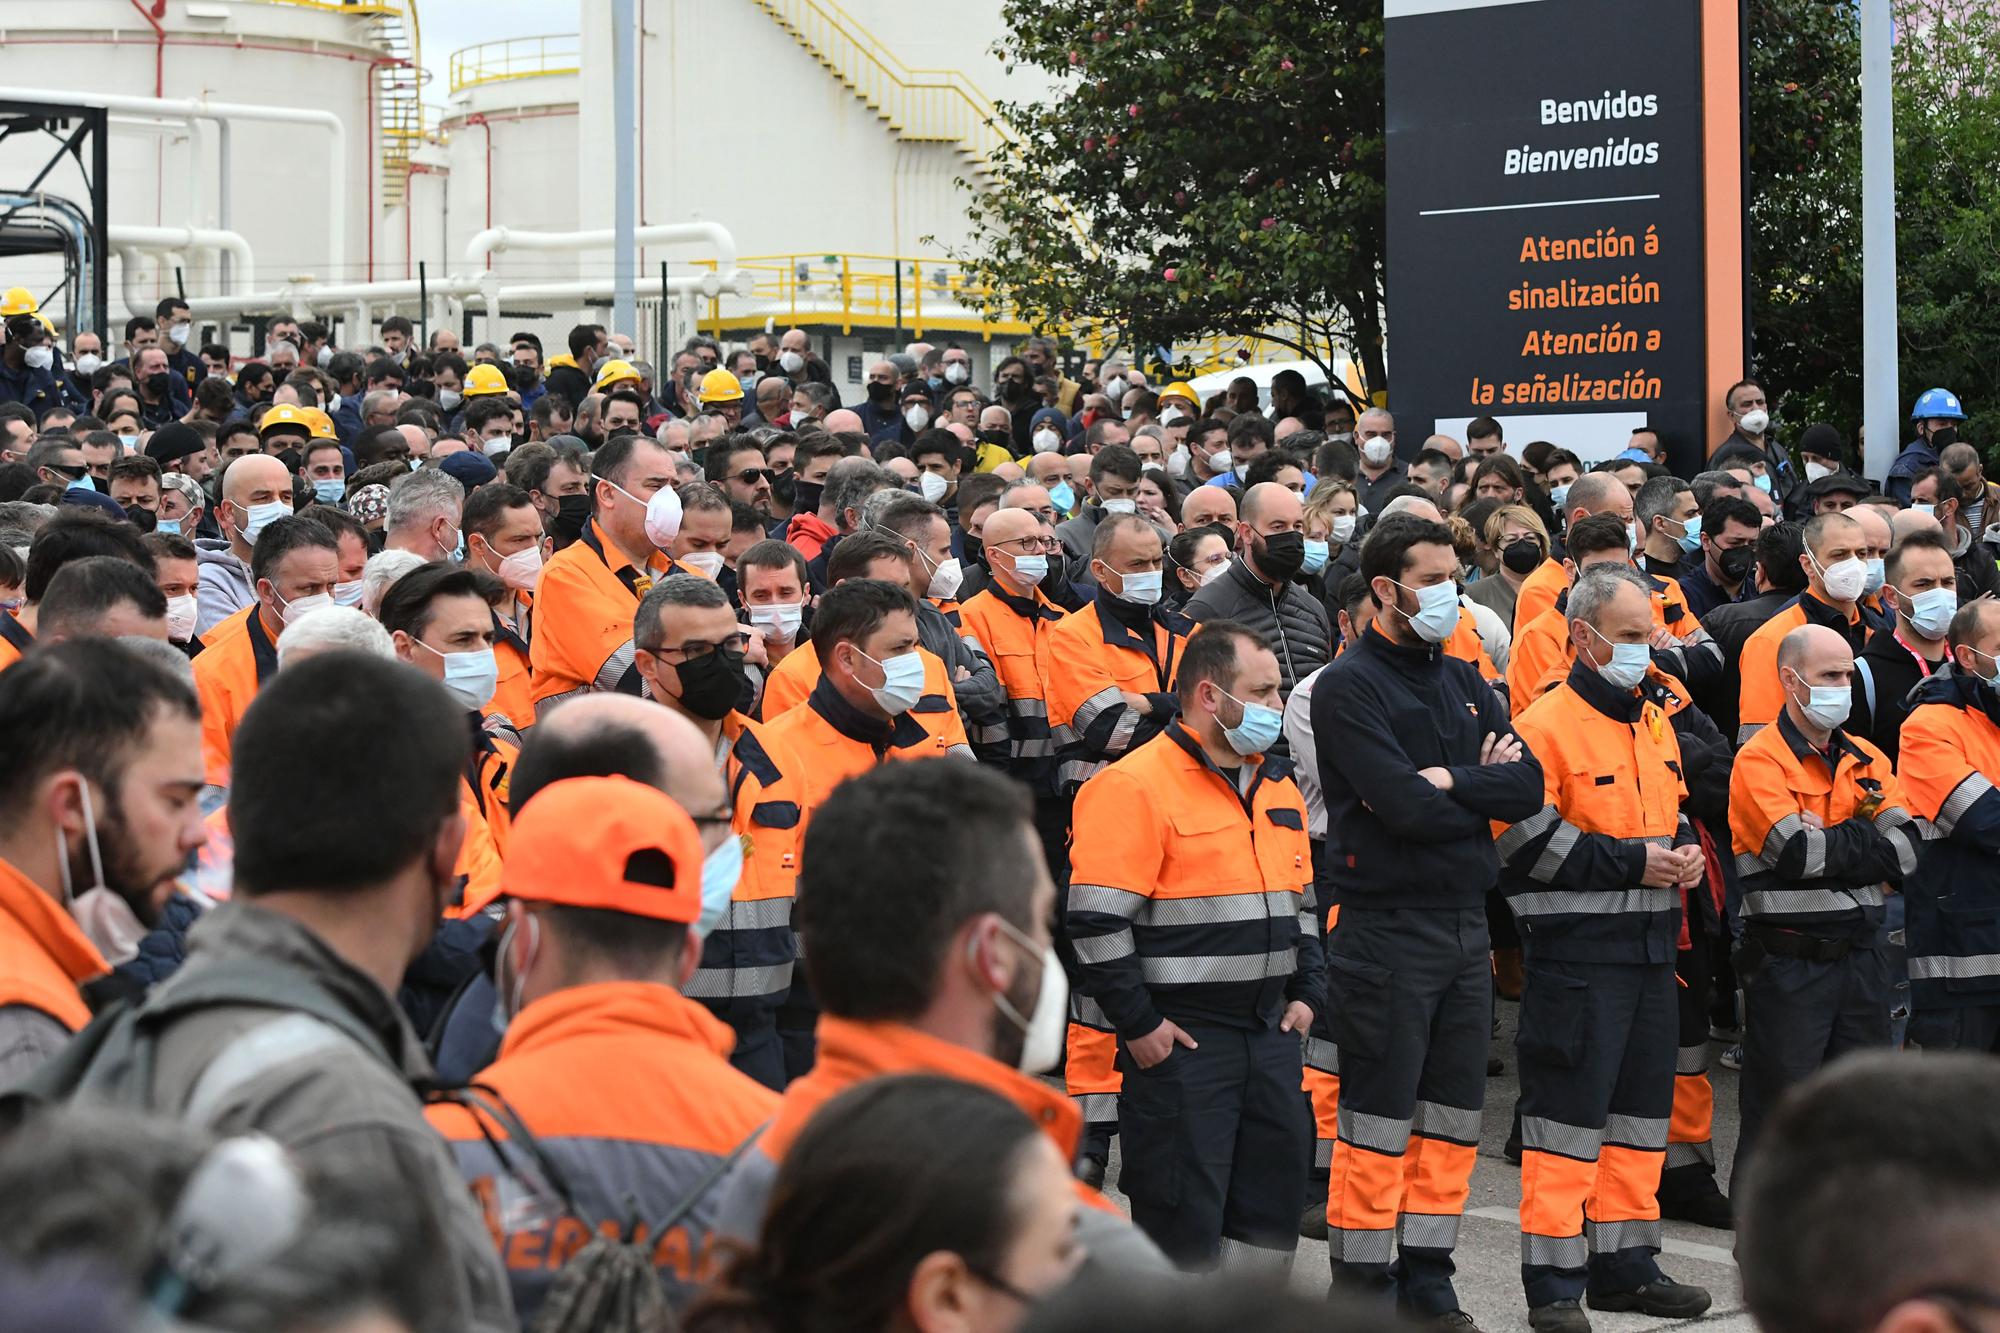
[
  {"xmin": 917, "ymin": 471, "xmax": 949, "ymax": 504},
  {"xmin": 1160, "ymin": 407, "xmax": 1186, "ymax": 427},
  {"xmin": 331, "ymin": 579, "xmax": 364, "ymax": 608},
  {"xmin": 1102, "ymin": 376, "xmax": 1128, "ymax": 402},
  {"xmin": 1738, "ymin": 409, "xmax": 1770, "ymax": 436},
  {"xmin": 1032, "ymin": 429, "xmax": 1061, "ymax": 454},
  {"xmin": 904, "ymin": 405, "xmax": 930, "ymax": 432},
  {"xmin": 1198, "ymin": 559, "xmax": 1230, "ymax": 587},
  {"xmin": 165, "ymin": 592, "xmax": 199, "ymax": 641},
  {"xmin": 1207, "ymin": 449, "xmax": 1233, "ymax": 475},
  {"xmin": 778, "ymin": 350, "xmax": 805, "ymax": 375},
  {"xmin": 168, "ymin": 323, "xmax": 192, "ymax": 347},
  {"xmin": 495, "ymin": 543, "xmax": 544, "ymax": 591},
  {"xmin": 944, "ymin": 362, "xmax": 970, "ymax": 384},
  {"xmin": 1811, "ymin": 550, "xmax": 1869, "ymax": 603},
  {"xmin": 316, "ymin": 344, "xmax": 335, "ymax": 368},
  {"xmin": 1361, "ymin": 436, "xmax": 1394, "ymax": 466},
  {"xmin": 985, "ymin": 916, "xmax": 1068, "ymax": 1074},
  {"xmin": 598, "ymin": 473, "xmax": 682, "ymax": 548},
  {"xmin": 273, "ymin": 588, "xmax": 333, "ymax": 625},
  {"xmin": 436, "ymin": 389, "xmax": 462, "ymax": 413},
  {"xmin": 1167, "ymin": 445, "xmax": 1191, "ymax": 479},
  {"xmin": 1100, "ymin": 497, "xmax": 1138, "ymax": 515},
  {"xmin": 23, "ymin": 345, "xmax": 53, "ymax": 372},
  {"xmin": 748, "ymin": 601, "xmax": 804, "ymax": 641},
  {"xmin": 679, "ymin": 550, "xmax": 726, "ymax": 579},
  {"xmin": 1329, "ymin": 514, "xmax": 1357, "ymax": 545},
  {"xmin": 73, "ymin": 352, "xmax": 102, "ymax": 376}
]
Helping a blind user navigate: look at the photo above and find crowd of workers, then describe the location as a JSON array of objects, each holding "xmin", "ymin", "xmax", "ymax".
[{"xmin": 0, "ymin": 291, "xmax": 1997, "ymax": 1333}]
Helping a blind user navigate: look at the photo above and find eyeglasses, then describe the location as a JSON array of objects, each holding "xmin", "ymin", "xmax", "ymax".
[
  {"xmin": 734, "ymin": 468, "xmax": 776, "ymax": 485},
  {"xmin": 993, "ymin": 535, "xmax": 1059, "ymax": 554},
  {"xmin": 656, "ymin": 633, "xmax": 750, "ymax": 663}
]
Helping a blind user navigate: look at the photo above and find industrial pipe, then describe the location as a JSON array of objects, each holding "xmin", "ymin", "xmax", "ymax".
[
  {"xmin": 461, "ymin": 221, "xmax": 741, "ymax": 275},
  {"xmin": 111, "ymin": 224, "xmax": 254, "ymax": 298},
  {"xmin": 0, "ymin": 87, "xmax": 348, "ymax": 281}
]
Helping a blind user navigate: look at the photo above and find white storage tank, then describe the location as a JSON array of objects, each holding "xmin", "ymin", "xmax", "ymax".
[
  {"xmin": 438, "ymin": 35, "xmax": 581, "ymax": 286},
  {"xmin": 0, "ymin": 0, "xmax": 397, "ymax": 323}
]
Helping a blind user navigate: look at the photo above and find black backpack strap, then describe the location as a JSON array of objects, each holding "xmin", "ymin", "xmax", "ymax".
[
  {"xmin": 440, "ymin": 1082, "xmax": 584, "ymax": 1221},
  {"xmin": 655, "ymin": 1124, "xmax": 765, "ymax": 1234}
]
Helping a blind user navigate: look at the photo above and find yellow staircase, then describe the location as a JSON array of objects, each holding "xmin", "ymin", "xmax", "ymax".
[
  {"xmin": 748, "ymin": 0, "xmax": 1006, "ymax": 185},
  {"xmin": 364, "ymin": 1, "xmax": 426, "ymax": 210}
]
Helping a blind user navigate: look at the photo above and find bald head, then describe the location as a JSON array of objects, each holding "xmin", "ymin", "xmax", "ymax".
[
  {"xmin": 223, "ymin": 451, "xmax": 288, "ymax": 503},
  {"xmin": 1565, "ymin": 471, "xmax": 1628, "ymax": 522},
  {"xmin": 823, "ymin": 408, "xmax": 863, "ymax": 436},
  {"xmin": 982, "ymin": 507, "xmax": 1040, "ymax": 548},
  {"xmin": 1240, "ymin": 481, "xmax": 1303, "ymax": 527},
  {"xmin": 1425, "ymin": 434, "xmax": 1463, "ymax": 461},
  {"xmin": 1848, "ymin": 502, "xmax": 1892, "ymax": 556},
  {"xmin": 1182, "ymin": 486, "xmax": 1237, "ymax": 530},
  {"xmin": 1893, "ymin": 507, "xmax": 1944, "ymax": 543},
  {"xmin": 1776, "ymin": 623, "xmax": 1855, "ymax": 731},
  {"xmin": 525, "ymin": 693, "xmax": 727, "ymax": 829},
  {"xmin": 1381, "ymin": 494, "xmax": 1445, "ymax": 524},
  {"xmin": 1802, "ymin": 510, "xmax": 1863, "ymax": 560}
]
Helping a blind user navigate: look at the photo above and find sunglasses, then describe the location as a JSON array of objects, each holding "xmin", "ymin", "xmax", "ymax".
[{"xmin": 735, "ymin": 468, "xmax": 776, "ymax": 485}]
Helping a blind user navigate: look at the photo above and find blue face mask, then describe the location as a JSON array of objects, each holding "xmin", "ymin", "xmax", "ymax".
[
  {"xmin": 1301, "ymin": 538, "xmax": 1330, "ymax": 576},
  {"xmin": 1674, "ymin": 514, "xmax": 1702, "ymax": 556},
  {"xmin": 312, "ymin": 477, "xmax": 345, "ymax": 505},
  {"xmin": 698, "ymin": 834, "xmax": 744, "ymax": 938},
  {"xmin": 1587, "ymin": 622, "xmax": 1651, "ymax": 690},
  {"xmin": 1753, "ymin": 472, "xmax": 1773, "ymax": 494},
  {"xmin": 1218, "ymin": 686, "xmax": 1284, "ymax": 756},
  {"xmin": 1550, "ymin": 483, "xmax": 1571, "ymax": 510},
  {"xmin": 155, "ymin": 516, "xmax": 182, "ymax": 537},
  {"xmin": 1393, "ymin": 579, "xmax": 1461, "ymax": 644},
  {"xmin": 1048, "ymin": 481, "xmax": 1076, "ymax": 516}
]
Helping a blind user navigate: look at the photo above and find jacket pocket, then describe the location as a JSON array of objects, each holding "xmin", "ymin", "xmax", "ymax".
[
  {"xmin": 1325, "ymin": 953, "xmax": 1393, "ymax": 1062},
  {"xmin": 1516, "ymin": 966, "xmax": 1589, "ymax": 1069}
]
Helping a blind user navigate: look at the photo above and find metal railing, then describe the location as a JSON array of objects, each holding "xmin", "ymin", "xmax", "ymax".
[
  {"xmin": 674, "ymin": 252, "xmax": 1026, "ymax": 336},
  {"xmin": 448, "ymin": 34, "xmax": 582, "ymax": 95},
  {"xmin": 751, "ymin": 0, "xmax": 1007, "ymax": 170}
]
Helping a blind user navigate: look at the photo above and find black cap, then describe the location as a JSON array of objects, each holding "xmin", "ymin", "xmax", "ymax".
[
  {"xmin": 1805, "ymin": 471, "xmax": 1872, "ymax": 503},
  {"xmin": 1797, "ymin": 422, "xmax": 1847, "ymax": 463},
  {"xmin": 145, "ymin": 422, "xmax": 204, "ymax": 464}
]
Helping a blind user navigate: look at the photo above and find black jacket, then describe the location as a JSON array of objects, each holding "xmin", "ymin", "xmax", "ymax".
[
  {"xmin": 543, "ymin": 363, "xmax": 590, "ymax": 411},
  {"xmin": 1312, "ymin": 626, "xmax": 1544, "ymax": 911},
  {"xmin": 1184, "ymin": 555, "xmax": 1333, "ymax": 707},
  {"xmin": 1849, "ymin": 625, "xmax": 1943, "ymax": 766},
  {"xmin": 1696, "ymin": 587, "xmax": 1795, "ymax": 742}
]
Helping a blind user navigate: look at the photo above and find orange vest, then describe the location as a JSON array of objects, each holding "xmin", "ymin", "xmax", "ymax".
[
  {"xmin": 757, "ymin": 638, "xmax": 969, "ymax": 753},
  {"xmin": 1736, "ymin": 594, "xmax": 1866, "ymax": 743},
  {"xmin": 192, "ymin": 604, "xmax": 280, "ymax": 786},
  {"xmin": 0, "ymin": 856, "xmax": 106, "ymax": 1033},
  {"xmin": 759, "ymin": 678, "xmax": 959, "ymax": 831},
  {"xmin": 529, "ymin": 520, "xmax": 677, "ymax": 716},
  {"xmin": 1513, "ymin": 557, "xmax": 1570, "ymax": 640},
  {"xmin": 489, "ymin": 595, "xmax": 535, "ymax": 734},
  {"xmin": 456, "ymin": 728, "xmax": 519, "ymax": 916},
  {"xmin": 0, "ymin": 611, "xmax": 32, "ymax": 675}
]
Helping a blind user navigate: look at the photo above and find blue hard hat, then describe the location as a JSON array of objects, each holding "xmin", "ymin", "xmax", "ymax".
[{"xmin": 1912, "ymin": 387, "xmax": 1966, "ymax": 421}]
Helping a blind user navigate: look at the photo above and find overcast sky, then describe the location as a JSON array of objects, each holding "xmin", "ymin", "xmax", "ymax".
[{"xmin": 415, "ymin": 0, "xmax": 579, "ymax": 113}]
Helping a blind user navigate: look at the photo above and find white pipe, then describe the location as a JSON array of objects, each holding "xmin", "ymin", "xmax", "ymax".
[
  {"xmin": 110, "ymin": 225, "xmax": 254, "ymax": 296},
  {"xmin": 462, "ymin": 221, "xmax": 740, "ymax": 275},
  {"xmin": 168, "ymin": 271, "xmax": 755, "ymax": 326},
  {"xmin": 0, "ymin": 87, "xmax": 346, "ymax": 281}
]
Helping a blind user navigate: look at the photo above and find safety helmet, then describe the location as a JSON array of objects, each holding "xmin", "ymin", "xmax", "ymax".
[
  {"xmin": 0, "ymin": 287, "xmax": 37, "ymax": 317},
  {"xmin": 1158, "ymin": 382, "xmax": 1200, "ymax": 407},
  {"xmin": 593, "ymin": 358, "xmax": 640, "ymax": 393},
  {"xmin": 1912, "ymin": 388, "xmax": 1966, "ymax": 421},
  {"xmin": 299, "ymin": 407, "xmax": 338, "ymax": 441},
  {"xmin": 698, "ymin": 366, "xmax": 744, "ymax": 404},
  {"xmin": 463, "ymin": 363, "xmax": 510, "ymax": 398},
  {"xmin": 257, "ymin": 404, "xmax": 313, "ymax": 438}
]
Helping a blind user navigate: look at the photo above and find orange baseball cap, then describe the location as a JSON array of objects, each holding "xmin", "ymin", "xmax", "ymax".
[{"xmin": 501, "ymin": 776, "xmax": 704, "ymax": 923}]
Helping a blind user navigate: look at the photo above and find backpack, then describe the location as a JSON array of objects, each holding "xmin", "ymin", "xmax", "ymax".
[
  {"xmin": 435, "ymin": 1083, "xmax": 762, "ymax": 1333},
  {"xmin": 1, "ymin": 955, "xmax": 393, "ymax": 1128}
]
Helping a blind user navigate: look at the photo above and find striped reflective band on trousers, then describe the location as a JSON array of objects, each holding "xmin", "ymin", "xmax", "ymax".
[
  {"xmin": 1584, "ymin": 1217, "xmax": 1663, "ymax": 1252},
  {"xmin": 1073, "ymin": 1092, "xmax": 1118, "ymax": 1124},
  {"xmin": 1304, "ymin": 1036, "xmax": 1340, "ymax": 1074},
  {"xmin": 1399, "ymin": 1212, "xmax": 1462, "ymax": 1251},
  {"xmin": 1675, "ymin": 1042, "xmax": 1708, "ymax": 1075},
  {"xmin": 1937, "ymin": 773, "xmax": 1996, "ymax": 836},
  {"xmin": 1908, "ymin": 953, "xmax": 2000, "ymax": 981},
  {"xmin": 1330, "ymin": 1226, "xmax": 1396, "ymax": 1265},
  {"xmin": 1071, "ymin": 994, "xmax": 1113, "ymax": 1030},
  {"xmin": 1525, "ymin": 1114, "xmax": 1667, "ymax": 1159},
  {"xmin": 1665, "ymin": 1140, "xmax": 1716, "ymax": 1169},
  {"xmin": 1337, "ymin": 1100, "xmax": 1481, "ymax": 1155},
  {"xmin": 1523, "ymin": 1231, "xmax": 1588, "ymax": 1269}
]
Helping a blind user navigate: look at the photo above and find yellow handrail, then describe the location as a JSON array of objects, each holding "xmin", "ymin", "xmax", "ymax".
[{"xmin": 448, "ymin": 34, "xmax": 582, "ymax": 95}]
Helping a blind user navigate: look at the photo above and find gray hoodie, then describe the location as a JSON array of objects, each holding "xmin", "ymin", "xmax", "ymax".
[{"xmin": 194, "ymin": 537, "xmax": 254, "ymax": 636}]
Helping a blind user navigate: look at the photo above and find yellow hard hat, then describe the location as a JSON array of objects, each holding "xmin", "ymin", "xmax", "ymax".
[
  {"xmin": 258, "ymin": 404, "xmax": 313, "ymax": 437},
  {"xmin": 464, "ymin": 363, "xmax": 510, "ymax": 397},
  {"xmin": 299, "ymin": 407, "xmax": 338, "ymax": 441},
  {"xmin": 698, "ymin": 366, "xmax": 744, "ymax": 404},
  {"xmin": 1158, "ymin": 382, "xmax": 1200, "ymax": 407},
  {"xmin": 593, "ymin": 358, "xmax": 640, "ymax": 393},
  {"xmin": 0, "ymin": 287, "xmax": 37, "ymax": 317}
]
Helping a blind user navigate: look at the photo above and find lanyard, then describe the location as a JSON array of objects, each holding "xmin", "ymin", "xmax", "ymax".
[{"xmin": 1892, "ymin": 631, "xmax": 1936, "ymax": 679}]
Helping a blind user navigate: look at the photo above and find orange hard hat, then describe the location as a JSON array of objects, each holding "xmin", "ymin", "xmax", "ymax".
[{"xmin": 502, "ymin": 776, "xmax": 704, "ymax": 923}]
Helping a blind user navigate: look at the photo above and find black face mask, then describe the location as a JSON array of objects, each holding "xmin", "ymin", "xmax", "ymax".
[
  {"xmin": 124, "ymin": 505, "xmax": 157, "ymax": 533},
  {"xmin": 866, "ymin": 382, "xmax": 896, "ymax": 406},
  {"xmin": 1254, "ymin": 530, "xmax": 1306, "ymax": 582},
  {"xmin": 274, "ymin": 448, "xmax": 303, "ymax": 474},
  {"xmin": 961, "ymin": 532, "xmax": 986, "ymax": 571},
  {"xmin": 551, "ymin": 492, "xmax": 592, "ymax": 544},
  {"xmin": 770, "ymin": 470, "xmax": 796, "ymax": 510},
  {"xmin": 1716, "ymin": 544, "xmax": 1758, "ymax": 584},
  {"xmin": 671, "ymin": 646, "xmax": 747, "ymax": 721},
  {"xmin": 754, "ymin": 353, "xmax": 771, "ymax": 372},
  {"xmin": 1932, "ymin": 426, "xmax": 1960, "ymax": 450},
  {"xmin": 1501, "ymin": 537, "xmax": 1544, "ymax": 575},
  {"xmin": 792, "ymin": 479, "xmax": 824, "ymax": 515},
  {"xmin": 146, "ymin": 372, "xmax": 172, "ymax": 399},
  {"xmin": 976, "ymin": 428, "xmax": 1011, "ymax": 447}
]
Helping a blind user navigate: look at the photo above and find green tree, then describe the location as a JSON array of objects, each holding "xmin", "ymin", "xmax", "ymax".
[{"xmin": 961, "ymin": 0, "xmax": 1387, "ymax": 398}]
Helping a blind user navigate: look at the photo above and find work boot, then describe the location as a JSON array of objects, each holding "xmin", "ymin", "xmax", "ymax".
[
  {"xmin": 1504, "ymin": 1107, "xmax": 1522, "ymax": 1165},
  {"xmin": 1660, "ymin": 1190, "xmax": 1734, "ymax": 1230},
  {"xmin": 1587, "ymin": 1276, "xmax": 1714, "ymax": 1318},
  {"xmin": 1528, "ymin": 1300, "xmax": 1591, "ymax": 1333},
  {"xmin": 1300, "ymin": 1202, "xmax": 1329, "ymax": 1241},
  {"xmin": 1075, "ymin": 1155, "xmax": 1107, "ymax": 1191},
  {"xmin": 1421, "ymin": 1311, "xmax": 1483, "ymax": 1333},
  {"xmin": 1488, "ymin": 1054, "xmax": 1505, "ymax": 1076}
]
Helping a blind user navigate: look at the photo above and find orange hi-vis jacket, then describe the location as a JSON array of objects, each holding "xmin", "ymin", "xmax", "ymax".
[
  {"xmin": 1044, "ymin": 591, "xmax": 1194, "ymax": 793},
  {"xmin": 1508, "ymin": 578, "xmax": 1710, "ymax": 716},
  {"xmin": 0, "ymin": 611, "xmax": 31, "ymax": 675},
  {"xmin": 1896, "ymin": 668, "xmax": 2000, "ymax": 1007},
  {"xmin": 1445, "ymin": 604, "xmax": 1502, "ymax": 683},
  {"xmin": 759, "ymin": 676, "xmax": 963, "ymax": 832},
  {"xmin": 1729, "ymin": 709, "xmax": 1920, "ymax": 935},
  {"xmin": 1497, "ymin": 663, "xmax": 1692, "ymax": 963},
  {"xmin": 1513, "ymin": 557, "xmax": 1571, "ymax": 640},
  {"xmin": 488, "ymin": 595, "xmax": 535, "ymax": 734},
  {"xmin": 686, "ymin": 713, "xmax": 804, "ymax": 1022},
  {"xmin": 957, "ymin": 582, "xmax": 1067, "ymax": 788},
  {"xmin": 529, "ymin": 520, "xmax": 679, "ymax": 718},
  {"xmin": 1734, "ymin": 592, "xmax": 1868, "ymax": 744},
  {"xmin": 711, "ymin": 1016, "xmax": 1119, "ymax": 1245},
  {"xmin": 1067, "ymin": 722, "xmax": 1323, "ymax": 1039},
  {"xmin": 757, "ymin": 638, "xmax": 970, "ymax": 755},
  {"xmin": 0, "ymin": 855, "xmax": 106, "ymax": 1037},
  {"xmin": 455, "ymin": 721, "xmax": 519, "ymax": 916},
  {"xmin": 192, "ymin": 603, "xmax": 280, "ymax": 786},
  {"xmin": 426, "ymin": 981, "xmax": 777, "ymax": 1323}
]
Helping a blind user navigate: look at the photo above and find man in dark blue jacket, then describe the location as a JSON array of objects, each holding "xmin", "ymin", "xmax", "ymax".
[{"xmin": 1313, "ymin": 515, "xmax": 1544, "ymax": 1324}]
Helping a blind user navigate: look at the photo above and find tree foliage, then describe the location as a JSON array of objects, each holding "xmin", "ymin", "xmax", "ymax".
[
  {"xmin": 962, "ymin": 0, "xmax": 2000, "ymax": 448},
  {"xmin": 961, "ymin": 0, "xmax": 1386, "ymax": 397}
]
